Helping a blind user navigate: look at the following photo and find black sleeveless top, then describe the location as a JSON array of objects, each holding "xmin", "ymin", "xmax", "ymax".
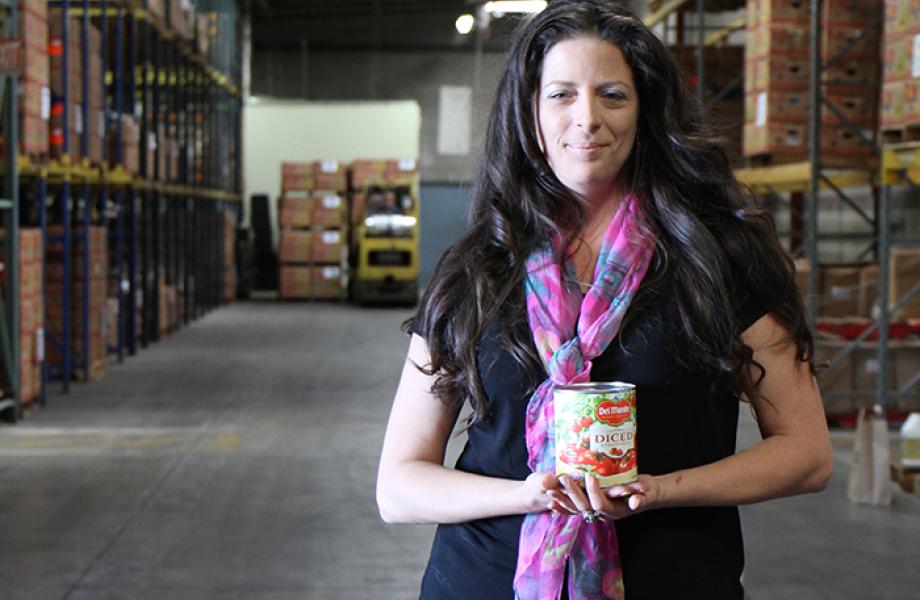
[{"xmin": 414, "ymin": 281, "xmax": 768, "ymax": 600}]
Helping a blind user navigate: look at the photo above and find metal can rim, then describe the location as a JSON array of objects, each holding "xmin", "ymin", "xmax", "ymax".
[{"xmin": 554, "ymin": 381, "xmax": 635, "ymax": 393}]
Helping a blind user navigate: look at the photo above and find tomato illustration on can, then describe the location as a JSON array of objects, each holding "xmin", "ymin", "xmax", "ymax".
[{"xmin": 554, "ymin": 381, "xmax": 637, "ymax": 487}]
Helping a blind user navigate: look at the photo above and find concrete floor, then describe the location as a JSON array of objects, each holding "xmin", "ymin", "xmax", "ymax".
[{"xmin": 0, "ymin": 302, "xmax": 918, "ymax": 600}]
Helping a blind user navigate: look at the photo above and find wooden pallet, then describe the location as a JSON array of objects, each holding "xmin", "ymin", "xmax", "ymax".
[
  {"xmin": 881, "ymin": 123, "xmax": 920, "ymax": 145},
  {"xmin": 745, "ymin": 152, "xmax": 878, "ymax": 170}
]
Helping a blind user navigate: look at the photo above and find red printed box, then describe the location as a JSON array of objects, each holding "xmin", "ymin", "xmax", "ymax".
[{"xmin": 282, "ymin": 174, "xmax": 314, "ymax": 192}]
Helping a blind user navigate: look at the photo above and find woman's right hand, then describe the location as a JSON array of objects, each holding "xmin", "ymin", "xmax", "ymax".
[{"xmin": 522, "ymin": 472, "xmax": 564, "ymax": 514}]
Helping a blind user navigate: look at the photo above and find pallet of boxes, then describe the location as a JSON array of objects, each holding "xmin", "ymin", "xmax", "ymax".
[
  {"xmin": 743, "ymin": 0, "xmax": 882, "ymax": 166},
  {"xmin": 17, "ymin": 0, "xmax": 51, "ymax": 159},
  {"xmin": 46, "ymin": 226, "xmax": 108, "ymax": 381},
  {"xmin": 278, "ymin": 161, "xmax": 348, "ymax": 301},
  {"xmin": 0, "ymin": 229, "xmax": 43, "ymax": 408},
  {"xmin": 880, "ymin": 0, "xmax": 920, "ymax": 143},
  {"xmin": 49, "ymin": 7, "xmax": 106, "ymax": 165},
  {"xmin": 802, "ymin": 254, "xmax": 920, "ymax": 426}
]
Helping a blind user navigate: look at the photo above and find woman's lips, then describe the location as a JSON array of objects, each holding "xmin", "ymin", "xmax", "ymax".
[{"xmin": 566, "ymin": 142, "xmax": 608, "ymax": 153}]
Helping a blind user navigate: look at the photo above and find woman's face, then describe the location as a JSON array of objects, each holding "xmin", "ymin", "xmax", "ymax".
[{"xmin": 536, "ymin": 36, "xmax": 639, "ymax": 199}]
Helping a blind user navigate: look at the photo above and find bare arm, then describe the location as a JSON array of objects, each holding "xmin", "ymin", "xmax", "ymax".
[
  {"xmin": 553, "ymin": 312, "xmax": 833, "ymax": 517},
  {"xmin": 376, "ymin": 334, "xmax": 559, "ymax": 524}
]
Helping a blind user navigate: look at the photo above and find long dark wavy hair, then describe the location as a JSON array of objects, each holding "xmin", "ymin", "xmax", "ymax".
[{"xmin": 407, "ymin": 0, "xmax": 813, "ymax": 422}]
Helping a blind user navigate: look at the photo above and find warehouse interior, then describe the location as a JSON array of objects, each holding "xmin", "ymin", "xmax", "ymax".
[{"xmin": 1, "ymin": 0, "xmax": 919, "ymax": 599}]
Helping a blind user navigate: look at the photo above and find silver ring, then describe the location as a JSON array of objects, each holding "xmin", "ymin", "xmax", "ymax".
[{"xmin": 581, "ymin": 510, "xmax": 602, "ymax": 524}]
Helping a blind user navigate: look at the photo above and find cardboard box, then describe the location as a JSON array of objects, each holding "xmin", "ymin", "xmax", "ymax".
[
  {"xmin": 282, "ymin": 174, "xmax": 314, "ymax": 192},
  {"xmin": 890, "ymin": 247, "xmax": 920, "ymax": 321},
  {"xmin": 19, "ymin": 8, "xmax": 48, "ymax": 50},
  {"xmin": 743, "ymin": 121, "xmax": 808, "ymax": 156},
  {"xmin": 384, "ymin": 159, "xmax": 419, "ymax": 185},
  {"xmin": 20, "ymin": 43, "xmax": 49, "ymax": 84},
  {"xmin": 823, "ymin": 24, "xmax": 881, "ymax": 60},
  {"xmin": 313, "ymin": 160, "xmax": 347, "ymax": 191},
  {"xmin": 19, "ymin": 0, "xmax": 48, "ymax": 18},
  {"xmin": 821, "ymin": 123, "xmax": 876, "ymax": 158},
  {"xmin": 281, "ymin": 161, "xmax": 312, "ymax": 176},
  {"xmin": 757, "ymin": 0, "xmax": 810, "ymax": 23},
  {"xmin": 822, "ymin": 87, "xmax": 878, "ymax": 125},
  {"xmin": 279, "ymin": 229, "xmax": 313, "ymax": 264},
  {"xmin": 311, "ymin": 265, "xmax": 345, "ymax": 300},
  {"xmin": 279, "ymin": 266, "xmax": 312, "ymax": 299},
  {"xmin": 747, "ymin": 89, "xmax": 810, "ymax": 123},
  {"xmin": 750, "ymin": 53, "xmax": 810, "ymax": 90},
  {"xmin": 885, "ymin": 0, "xmax": 915, "ymax": 36},
  {"xmin": 311, "ymin": 228, "xmax": 344, "ymax": 264},
  {"xmin": 312, "ymin": 193, "xmax": 345, "ymax": 227},
  {"xmin": 823, "ymin": 0, "xmax": 884, "ymax": 26},
  {"xmin": 880, "ymin": 80, "xmax": 907, "ymax": 129},
  {"xmin": 751, "ymin": 21, "xmax": 811, "ymax": 59},
  {"xmin": 350, "ymin": 160, "xmax": 388, "ymax": 189},
  {"xmin": 19, "ymin": 113, "xmax": 49, "ymax": 154},
  {"xmin": 820, "ymin": 265, "xmax": 863, "ymax": 318},
  {"xmin": 19, "ymin": 79, "xmax": 48, "ymax": 119},
  {"xmin": 882, "ymin": 34, "xmax": 913, "ymax": 83},
  {"xmin": 279, "ymin": 196, "xmax": 313, "ymax": 227},
  {"xmin": 823, "ymin": 55, "xmax": 880, "ymax": 86}
]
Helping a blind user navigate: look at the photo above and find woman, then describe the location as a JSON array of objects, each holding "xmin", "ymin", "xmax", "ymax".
[{"xmin": 376, "ymin": 2, "xmax": 832, "ymax": 599}]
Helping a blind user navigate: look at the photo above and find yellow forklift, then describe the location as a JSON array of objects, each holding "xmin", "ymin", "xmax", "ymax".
[{"xmin": 351, "ymin": 183, "xmax": 420, "ymax": 305}]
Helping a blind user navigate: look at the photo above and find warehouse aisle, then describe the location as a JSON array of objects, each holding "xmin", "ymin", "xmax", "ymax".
[{"xmin": 1, "ymin": 302, "xmax": 918, "ymax": 600}]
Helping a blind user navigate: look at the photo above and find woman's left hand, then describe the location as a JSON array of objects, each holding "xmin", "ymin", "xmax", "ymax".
[{"xmin": 546, "ymin": 473, "xmax": 660, "ymax": 520}]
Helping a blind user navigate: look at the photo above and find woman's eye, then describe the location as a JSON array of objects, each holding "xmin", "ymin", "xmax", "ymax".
[
  {"xmin": 604, "ymin": 91, "xmax": 626, "ymax": 101},
  {"xmin": 548, "ymin": 91, "xmax": 571, "ymax": 100}
]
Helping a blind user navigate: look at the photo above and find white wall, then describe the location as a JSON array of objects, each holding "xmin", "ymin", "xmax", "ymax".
[{"xmin": 242, "ymin": 98, "xmax": 422, "ymax": 244}]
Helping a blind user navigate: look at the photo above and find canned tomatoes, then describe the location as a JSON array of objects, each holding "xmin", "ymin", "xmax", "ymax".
[{"xmin": 554, "ymin": 382, "xmax": 637, "ymax": 487}]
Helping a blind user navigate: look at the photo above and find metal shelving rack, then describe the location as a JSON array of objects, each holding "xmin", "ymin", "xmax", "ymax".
[
  {"xmin": 9, "ymin": 0, "xmax": 241, "ymax": 408},
  {"xmin": 650, "ymin": 1, "xmax": 920, "ymax": 415},
  {"xmin": 0, "ymin": 0, "xmax": 22, "ymax": 421}
]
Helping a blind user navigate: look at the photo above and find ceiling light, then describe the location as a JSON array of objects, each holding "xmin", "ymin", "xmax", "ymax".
[
  {"xmin": 455, "ymin": 13, "xmax": 475, "ymax": 35},
  {"xmin": 484, "ymin": 1, "xmax": 547, "ymax": 15}
]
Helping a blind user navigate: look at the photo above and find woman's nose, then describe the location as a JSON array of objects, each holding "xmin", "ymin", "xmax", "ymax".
[{"xmin": 574, "ymin": 95, "xmax": 601, "ymax": 133}]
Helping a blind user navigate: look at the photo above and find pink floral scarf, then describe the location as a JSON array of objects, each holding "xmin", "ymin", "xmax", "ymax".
[{"xmin": 514, "ymin": 194, "xmax": 655, "ymax": 600}]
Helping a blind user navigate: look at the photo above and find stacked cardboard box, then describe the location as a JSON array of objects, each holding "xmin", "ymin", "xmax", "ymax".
[
  {"xmin": 743, "ymin": 0, "xmax": 882, "ymax": 163},
  {"xmin": 18, "ymin": 1, "xmax": 50, "ymax": 156},
  {"xmin": 880, "ymin": 0, "xmax": 920, "ymax": 142},
  {"xmin": 278, "ymin": 162, "xmax": 348, "ymax": 300},
  {"xmin": 45, "ymin": 226, "xmax": 108, "ymax": 380},
  {"xmin": 49, "ymin": 10, "xmax": 104, "ymax": 163},
  {"xmin": 19, "ymin": 229, "xmax": 44, "ymax": 405}
]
